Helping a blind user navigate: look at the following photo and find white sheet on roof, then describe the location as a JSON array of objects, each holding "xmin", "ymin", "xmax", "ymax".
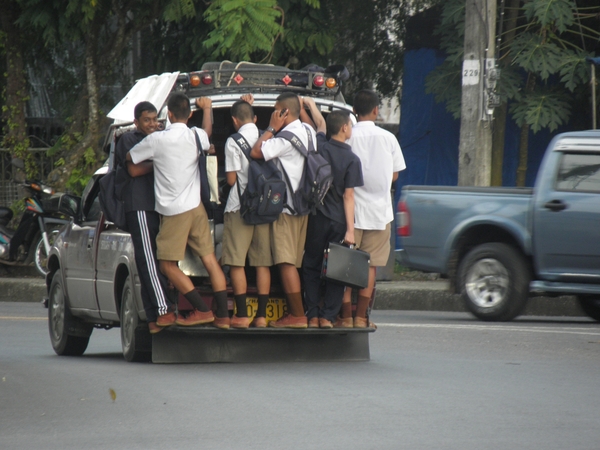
[{"xmin": 107, "ymin": 72, "xmax": 179, "ymax": 123}]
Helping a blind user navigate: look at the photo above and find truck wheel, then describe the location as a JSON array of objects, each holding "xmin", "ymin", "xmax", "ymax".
[
  {"xmin": 48, "ymin": 271, "xmax": 92, "ymax": 356},
  {"xmin": 120, "ymin": 275, "xmax": 151, "ymax": 362},
  {"xmin": 458, "ymin": 243, "xmax": 530, "ymax": 321},
  {"xmin": 576, "ymin": 296, "xmax": 600, "ymax": 322}
]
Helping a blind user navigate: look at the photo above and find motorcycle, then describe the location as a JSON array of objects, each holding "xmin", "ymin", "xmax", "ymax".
[{"xmin": 0, "ymin": 179, "xmax": 74, "ymax": 276}]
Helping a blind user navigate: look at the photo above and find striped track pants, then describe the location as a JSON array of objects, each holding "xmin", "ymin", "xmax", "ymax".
[{"xmin": 125, "ymin": 210, "xmax": 171, "ymax": 322}]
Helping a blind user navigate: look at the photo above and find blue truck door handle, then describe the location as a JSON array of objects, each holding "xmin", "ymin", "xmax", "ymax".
[{"xmin": 544, "ymin": 199, "xmax": 567, "ymax": 211}]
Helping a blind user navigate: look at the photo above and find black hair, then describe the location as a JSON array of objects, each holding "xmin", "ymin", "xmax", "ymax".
[
  {"xmin": 276, "ymin": 92, "xmax": 300, "ymax": 118},
  {"xmin": 134, "ymin": 101, "xmax": 157, "ymax": 120},
  {"xmin": 231, "ymin": 100, "xmax": 254, "ymax": 122},
  {"xmin": 326, "ymin": 110, "xmax": 351, "ymax": 136},
  {"xmin": 167, "ymin": 92, "xmax": 191, "ymax": 120},
  {"xmin": 353, "ymin": 89, "xmax": 380, "ymax": 117}
]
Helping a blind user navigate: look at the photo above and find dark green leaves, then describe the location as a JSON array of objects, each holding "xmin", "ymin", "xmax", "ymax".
[{"xmin": 509, "ymin": 88, "xmax": 571, "ymax": 133}]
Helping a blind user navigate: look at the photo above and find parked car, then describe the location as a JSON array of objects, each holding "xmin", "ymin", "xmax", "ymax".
[
  {"xmin": 397, "ymin": 131, "xmax": 600, "ymax": 322},
  {"xmin": 45, "ymin": 62, "xmax": 356, "ymax": 361}
]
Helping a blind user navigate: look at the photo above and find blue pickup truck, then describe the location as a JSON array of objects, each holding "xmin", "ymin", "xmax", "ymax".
[{"xmin": 396, "ymin": 131, "xmax": 600, "ymax": 321}]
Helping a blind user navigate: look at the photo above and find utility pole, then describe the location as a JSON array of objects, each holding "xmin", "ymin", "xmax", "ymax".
[{"xmin": 458, "ymin": 0, "xmax": 497, "ymax": 186}]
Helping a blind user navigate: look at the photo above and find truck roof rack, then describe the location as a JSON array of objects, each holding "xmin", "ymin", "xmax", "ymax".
[{"xmin": 174, "ymin": 61, "xmax": 349, "ymax": 103}]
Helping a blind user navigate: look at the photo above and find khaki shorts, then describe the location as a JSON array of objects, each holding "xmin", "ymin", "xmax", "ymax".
[
  {"xmin": 156, "ymin": 204, "xmax": 214, "ymax": 261},
  {"xmin": 270, "ymin": 213, "xmax": 308, "ymax": 267},
  {"xmin": 355, "ymin": 222, "xmax": 391, "ymax": 267},
  {"xmin": 221, "ymin": 211, "xmax": 272, "ymax": 267}
]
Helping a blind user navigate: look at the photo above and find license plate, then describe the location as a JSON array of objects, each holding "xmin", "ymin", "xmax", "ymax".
[{"xmin": 234, "ymin": 297, "xmax": 287, "ymax": 324}]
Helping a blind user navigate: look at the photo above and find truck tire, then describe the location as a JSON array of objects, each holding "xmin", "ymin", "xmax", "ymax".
[
  {"xmin": 576, "ymin": 296, "xmax": 600, "ymax": 322},
  {"xmin": 48, "ymin": 271, "xmax": 92, "ymax": 356},
  {"xmin": 458, "ymin": 243, "xmax": 530, "ymax": 321},
  {"xmin": 120, "ymin": 275, "xmax": 151, "ymax": 362}
]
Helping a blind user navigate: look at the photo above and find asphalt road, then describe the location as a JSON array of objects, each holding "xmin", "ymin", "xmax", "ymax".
[{"xmin": 2, "ymin": 303, "xmax": 599, "ymax": 450}]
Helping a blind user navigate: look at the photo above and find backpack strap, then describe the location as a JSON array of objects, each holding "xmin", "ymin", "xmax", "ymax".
[
  {"xmin": 231, "ymin": 132, "xmax": 253, "ymax": 161},
  {"xmin": 276, "ymin": 125, "xmax": 316, "ymax": 216},
  {"xmin": 230, "ymin": 132, "xmax": 253, "ymax": 201}
]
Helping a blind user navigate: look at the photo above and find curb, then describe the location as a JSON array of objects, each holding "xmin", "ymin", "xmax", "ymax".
[
  {"xmin": 373, "ymin": 281, "xmax": 585, "ymax": 317},
  {"xmin": 0, "ymin": 277, "xmax": 586, "ymax": 318}
]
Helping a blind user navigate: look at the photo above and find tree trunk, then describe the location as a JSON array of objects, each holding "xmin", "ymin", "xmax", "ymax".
[
  {"xmin": 490, "ymin": 0, "xmax": 521, "ymax": 186},
  {"xmin": 0, "ymin": 1, "xmax": 33, "ymax": 179},
  {"xmin": 516, "ymin": 122, "xmax": 529, "ymax": 186}
]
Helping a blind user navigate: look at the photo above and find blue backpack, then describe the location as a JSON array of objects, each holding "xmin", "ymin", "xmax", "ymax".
[{"xmin": 232, "ymin": 133, "xmax": 286, "ymax": 225}]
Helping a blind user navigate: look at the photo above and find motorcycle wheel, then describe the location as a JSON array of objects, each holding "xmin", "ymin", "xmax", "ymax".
[{"xmin": 32, "ymin": 227, "xmax": 61, "ymax": 277}]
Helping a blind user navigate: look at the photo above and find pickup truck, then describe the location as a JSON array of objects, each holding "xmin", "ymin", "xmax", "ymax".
[
  {"xmin": 396, "ymin": 131, "xmax": 600, "ymax": 322},
  {"xmin": 45, "ymin": 62, "xmax": 361, "ymax": 362}
]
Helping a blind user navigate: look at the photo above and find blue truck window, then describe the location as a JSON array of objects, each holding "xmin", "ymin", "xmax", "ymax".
[{"xmin": 556, "ymin": 153, "xmax": 600, "ymax": 192}]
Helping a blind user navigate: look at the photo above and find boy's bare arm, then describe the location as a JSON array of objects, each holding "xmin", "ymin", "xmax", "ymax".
[
  {"xmin": 125, "ymin": 152, "xmax": 153, "ymax": 177},
  {"xmin": 250, "ymin": 109, "xmax": 287, "ymax": 159},
  {"xmin": 392, "ymin": 171, "xmax": 399, "ymax": 183},
  {"xmin": 299, "ymin": 96, "xmax": 316, "ymax": 130},
  {"xmin": 302, "ymin": 97, "xmax": 326, "ymax": 134},
  {"xmin": 196, "ymin": 97, "xmax": 213, "ymax": 138},
  {"xmin": 343, "ymin": 187, "xmax": 356, "ymax": 245},
  {"xmin": 226, "ymin": 171, "xmax": 237, "ymax": 187}
]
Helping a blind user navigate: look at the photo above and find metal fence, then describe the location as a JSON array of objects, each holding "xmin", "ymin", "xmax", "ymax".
[{"xmin": 0, "ymin": 148, "xmax": 58, "ymax": 207}]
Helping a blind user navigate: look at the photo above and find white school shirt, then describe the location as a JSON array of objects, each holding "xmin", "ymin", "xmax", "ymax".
[
  {"xmin": 129, "ymin": 122, "xmax": 210, "ymax": 216},
  {"xmin": 260, "ymin": 119, "xmax": 317, "ymax": 215},
  {"xmin": 349, "ymin": 121, "xmax": 406, "ymax": 230},
  {"xmin": 224, "ymin": 123, "xmax": 259, "ymax": 213}
]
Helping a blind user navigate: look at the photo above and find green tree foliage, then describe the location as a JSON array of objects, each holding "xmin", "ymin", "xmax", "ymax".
[
  {"xmin": 203, "ymin": 0, "xmax": 284, "ymax": 62},
  {"xmin": 426, "ymin": 0, "xmax": 600, "ymax": 133}
]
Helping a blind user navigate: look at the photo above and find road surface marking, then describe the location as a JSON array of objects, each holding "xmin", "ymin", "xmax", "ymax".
[
  {"xmin": 378, "ymin": 323, "xmax": 600, "ymax": 336},
  {"xmin": 0, "ymin": 316, "xmax": 47, "ymax": 321}
]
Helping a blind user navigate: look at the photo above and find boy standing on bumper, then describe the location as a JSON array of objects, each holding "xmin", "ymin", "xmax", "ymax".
[
  {"xmin": 341, "ymin": 89, "xmax": 406, "ymax": 328},
  {"xmin": 223, "ymin": 98, "xmax": 272, "ymax": 329},
  {"xmin": 115, "ymin": 101, "xmax": 173, "ymax": 335},
  {"xmin": 127, "ymin": 93, "xmax": 230, "ymax": 329},
  {"xmin": 250, "ymin": 93, "xmax": 316, "ymax": 328},
  {"xmin": 301, "ymin": 98, "xmax": 363, "ymax": 328}
]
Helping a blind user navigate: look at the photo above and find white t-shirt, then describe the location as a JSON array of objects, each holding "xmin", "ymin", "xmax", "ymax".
[
  {"xmin": 349, "ymin": 121, "xmax": 406, "ymax": 230},
  {"xmin": 129, "ymin": 122, "xmax": 210, "ymax": 216},
  {"xmin": 224, "ymin": 123, "xmax": 259, "ymax": 213},
  {"xmin": 261, "ymin": 119, "xmax": 317, "ymax": 215}
]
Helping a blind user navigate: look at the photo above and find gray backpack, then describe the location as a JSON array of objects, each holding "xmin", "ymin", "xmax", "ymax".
[{"xmin": 278, "ymin": 125, "xmax": 333, "ymax": 216}]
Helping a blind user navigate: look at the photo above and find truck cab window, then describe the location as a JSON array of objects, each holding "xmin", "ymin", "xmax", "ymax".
[{"xmin": 556, "ymin": 153, "xmax": 600, "ymax": 193}]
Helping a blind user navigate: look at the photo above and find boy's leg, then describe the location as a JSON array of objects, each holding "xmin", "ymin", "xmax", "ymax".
[
  {"xmin": 155, "ymin": 209, "xmax": 213, "ymax": 324},
  {"xmin": 248, "ymin": 222, "xmax": 272, "ymax": 323},
  {"xmin": 269, "ymin": 214, "xmax": 308, "ymax": 328},
  {"xmin": 186, "ymin": 204, "xmax": 229, "ymax": 324},
  {"xmin": 353, "ymin": 224, "xmax": 390, "ymax": 327},
  {"xmin": 302, "ymin": 213, "xmax": 329, "ymax": 320},
  {"xmin": 319, "ymin": 218, "xmax": 347, "ymax": 322},
  {"xmin": 125, "ymin": 210, "xmax": 172, "ymax": 324}
]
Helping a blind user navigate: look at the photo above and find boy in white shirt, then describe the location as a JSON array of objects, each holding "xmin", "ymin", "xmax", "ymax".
[
  {"xmin": 222, "ymin": 98, "xmax": 272, "ymax": 328},
  {"xmin": 250, "ymin": 93, "xmax": 317, "ymax": 328},
  {"xmin": 340, "ymin": 89, "xmax": 406, "ymax": 328},
  {"xmin": 127, "ymin": 93, "xmax": 230, "ymax": 329}
]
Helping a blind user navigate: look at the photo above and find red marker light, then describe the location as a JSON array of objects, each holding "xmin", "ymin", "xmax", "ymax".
[
  {"xmin": 201, "ymin": 74, "xmax": 213, "ymax": 85},
  {"xmin": 313, "ymin": 75, "xmax": 325, "ymax": 87},
  {"xmin": 282, "ymin": 75, "xmax": 292, "ymax": 85}
]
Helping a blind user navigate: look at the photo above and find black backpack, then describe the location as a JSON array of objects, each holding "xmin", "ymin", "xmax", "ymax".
[
  {"xmin": 278, "ymin": 125, "xmax": 333, "ymax": 216},
  {"xmin": 98, "ymin": 165, "xmax": 128, "ymax": 230},
  {"xmin": 232, "ymin": 133, "xmax": 287, "ymax": 225}
]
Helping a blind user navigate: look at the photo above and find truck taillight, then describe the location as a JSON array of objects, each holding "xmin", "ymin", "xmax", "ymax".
[{"xmin": 397, "ymin": 200, "xmax": 410, "ymax": 236}]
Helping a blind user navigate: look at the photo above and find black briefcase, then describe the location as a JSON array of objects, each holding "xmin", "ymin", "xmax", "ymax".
[{"xmin": 321, "ymin": 242, "xmax": 370, "ymax": 289}]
